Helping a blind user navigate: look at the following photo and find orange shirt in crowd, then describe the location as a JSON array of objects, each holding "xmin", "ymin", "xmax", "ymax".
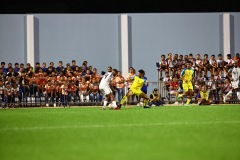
[
  {"xmin": 234, "ymin": 57, "xmax": 240, "ymax": 67},
  {"xmin": 116, "ymin": 75, "xmax": 125, "ymax": 89},
  {"xmin": 126, "ymin": 73, "xmax": 135, "ymax": 88}
]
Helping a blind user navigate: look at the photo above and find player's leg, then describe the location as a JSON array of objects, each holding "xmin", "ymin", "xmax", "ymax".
[
  {"xmin": 99, "ymin": 86, "xmax": 108, "ymax": 109},
  {"xmin": 106, "ymin": 92, "xmax": 117, "ymax": 109},
  {"xmin": 178, "ymin": 82, "xmax": 188, "ymax": 100},
  {"xmin": 186, "ymin": 89, "xmax": 193, "ymax": 107},
  {"xmin": 136, "ymin": 90, "xmax": 150, "ymax": 108},
  {"xmin": 185, "ymin": 82, "xmax": 193, "ymax": 107},
  {"xmin": 120, "ymin": 90, "xmax": 133, "ymax": 106},
  {"xmin": 102, "ymin": 94, "xmax": 109, "ymax": 109}
]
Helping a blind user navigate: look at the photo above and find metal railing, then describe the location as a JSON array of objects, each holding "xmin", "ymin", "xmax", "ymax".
[{"xmin": 0, "ymin": 81, "xmax": 239, "ymax": 108}]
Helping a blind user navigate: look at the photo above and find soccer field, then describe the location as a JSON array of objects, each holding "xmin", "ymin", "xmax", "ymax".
[{"xmin": 0, "ymin": 105, "xmax": 240, "ymax": 160}]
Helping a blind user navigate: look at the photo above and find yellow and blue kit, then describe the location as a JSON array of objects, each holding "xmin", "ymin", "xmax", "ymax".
[
  {"xmin": 130, "ymin": 76, "xmax": 144, "ymax": 96},
  {"xmin": 181, "ymin": 68, "xmax": 194, "ymax": 92}
]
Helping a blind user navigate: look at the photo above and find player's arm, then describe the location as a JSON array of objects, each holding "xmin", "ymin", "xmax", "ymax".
[
  {"xmin": 180, "ymin": 69, "xmax": 186, "ymax": 81},
  {"xmin": 149, "ymin": 94, "xmax": 155, "ymax": 102}
]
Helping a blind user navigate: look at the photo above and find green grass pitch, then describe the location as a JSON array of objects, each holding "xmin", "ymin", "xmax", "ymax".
[{"xmin": 1, "ymin": 105, "xmax": 240, "ymax": 160}]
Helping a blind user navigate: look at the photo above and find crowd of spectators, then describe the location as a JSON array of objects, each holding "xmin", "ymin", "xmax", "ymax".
[
  {"xmin": 0, "ymin": 60, "xmax": 150, "ymax": 108},
  {"xmin": 1, "ymin": 52, "xmax": 239, "ymax": 108},
  {"xmin": 159, "ymin": 53, "xmax": 240, "ymax": 104},
  {"xmin": 0, "ymin": 60, "xmax": 117, "ymax": 107}
]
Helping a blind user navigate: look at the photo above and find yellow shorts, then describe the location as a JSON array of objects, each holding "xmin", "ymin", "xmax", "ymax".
[
  {"xmin": 182, "ymin": 81, "xmax": 193, "ymax": 92},
  {"xmin": 129, "ymin": 88, "xmax": 143, "ymax": 97}
]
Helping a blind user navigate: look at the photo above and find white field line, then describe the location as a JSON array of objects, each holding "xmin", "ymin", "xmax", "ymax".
[{"xmin": 1, "ymin": 121, "xmax": 240, "ymax": 132}]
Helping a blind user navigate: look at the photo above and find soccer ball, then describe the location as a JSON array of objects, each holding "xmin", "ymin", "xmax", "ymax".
[{"xmin": 107, "ymin": 103, "xmax": 114, "ymax": 109}]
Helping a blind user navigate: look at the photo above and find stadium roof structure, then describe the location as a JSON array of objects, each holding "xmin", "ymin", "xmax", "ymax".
[{"xmin": 0, "ymin": 0, "xmax": 239, "ymax": 14}]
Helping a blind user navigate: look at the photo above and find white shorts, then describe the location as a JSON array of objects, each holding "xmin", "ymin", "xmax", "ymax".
[
  {"xmin": 231, "ymin": 80, "xmax": 239, "ymax": 89},
  {"xmin": 99, "ymin": 84, "xmax": 112, "ymax": 96}
]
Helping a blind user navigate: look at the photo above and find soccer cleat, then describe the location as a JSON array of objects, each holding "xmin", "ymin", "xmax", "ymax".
[
  {"xmin": 144, "ymin": 106, "xmax": 151, "ymax": 108},
  {"xmin": 102, "ymin": 107, "xmax": 106, "ymax": 110},
  {"xmin": 117, "ymin": 103, "xmax": 122, "ymax": 108},
  {"xmin": 114, "ymin": 107, "xmax": 120, "ymax": 110},
  {"xmin": 174, "ymin": 101, "xmax": 179, "ymax": 105},
  {"xmin": 185, "ymin": 104, "xmax": 190, "ymax": 107},
  {"xmin": 177, "ymin": 94, "xmax": 182, "ymax": 100}
]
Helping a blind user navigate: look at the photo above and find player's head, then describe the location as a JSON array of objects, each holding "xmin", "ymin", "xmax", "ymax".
[
  {"xmin": 112, "ymin": 69, "xmax": 118, "ymax": 76},
  {"xmin": 138, "ymin": 69, "xmax": 145, "ymax": 78},
  {"xmin": 186, "ymin": 61, "xmax": 191, "ymax": 69},
  {"xmin": 107, "ymin": 66, "xmax": 112, "ymax": 72}
]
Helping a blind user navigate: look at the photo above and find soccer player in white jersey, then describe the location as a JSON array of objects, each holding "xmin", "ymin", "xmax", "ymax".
[
  {"xmin": 99, "ymin": 66, "xmax": 119, "ymax": 110},
  {"xmin": 223, "ymin": 61, "xmax": 240, "ymax": 103}
]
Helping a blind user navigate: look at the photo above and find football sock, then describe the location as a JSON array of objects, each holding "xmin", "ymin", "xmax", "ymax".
[
  {"xmin": 120, "ymin": 96, "xmax": 127, "ymax": 105},
  {"xmin": 186, "ymin": 98, "xmax": 191, "ymax": 104},
  {"xmin": 103, "ymin": 101, "xmax": 108, "ymax": 108},
  {"xmin": 144, "ymin": 99, "xmax": 149, "ymax": 106}
]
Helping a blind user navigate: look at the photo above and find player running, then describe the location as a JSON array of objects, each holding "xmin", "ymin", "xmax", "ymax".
[
  {"xmin": 119, "ymin": 69, "xmax": 151, "ymax": 108},
  {"xmin": 99, "ymin": 66, "xmax": 119, "ymax": 110},
  {"xmin": 177, "ymin": 61, "xmax": 194, "ymax": 107}
]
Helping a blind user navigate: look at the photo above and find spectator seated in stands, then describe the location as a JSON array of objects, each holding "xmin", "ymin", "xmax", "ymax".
[
  {"xmin": 197, "ymin": 85, "xmax": 213, "ymax": 105},
  {"xmin": 89, "ymin": 78, "xmax": 100, "ymax": 102},
  {"xmin": 159, "ymin": 54, "xmax": 168, "ymax": 78},
  {"xmin": 163, "ymin": 71, "xmax": 172, "ymax": 100},
  {"xmin": 169, "ymin": 76, "xmax": 179, "ymax": 104},
  {"xmin": 148, "ymin": 88, "xmax": 163, "ymax": 106}
]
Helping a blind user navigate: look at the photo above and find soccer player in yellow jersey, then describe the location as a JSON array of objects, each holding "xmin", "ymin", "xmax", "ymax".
[
  {"xmin": 177, "ymin": 61, "xmax": 194, "ymax": 107},
  {"xmin": 119, "ymin": 69, "xmax": 151, "ymax": 108}
]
